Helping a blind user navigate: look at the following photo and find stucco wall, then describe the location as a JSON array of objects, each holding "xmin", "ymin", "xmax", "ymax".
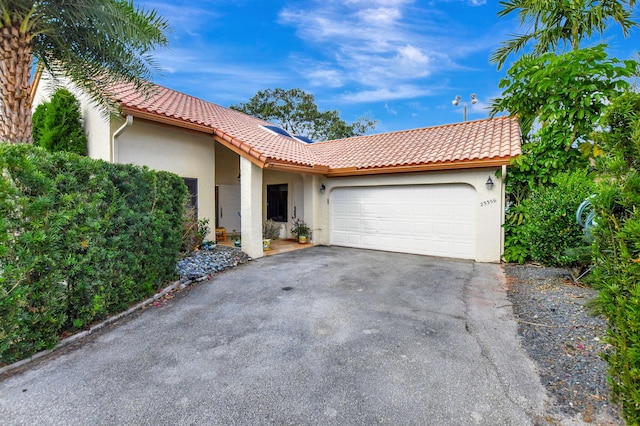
[
  {"xmin": 115, "ymin": 119, "xmax": 216, "ymax": 228},
  {"xmin": 312, "ymin": 168, "xmax": 504, "ymax": 263}
]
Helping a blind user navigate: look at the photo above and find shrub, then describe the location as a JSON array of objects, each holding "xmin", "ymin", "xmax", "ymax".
[
  {"xmin": 520, "ymin": 170, "xmax": 595, "ymax": 266},
  {"xmin": 32, "ymin": 88, "xmax": 88, "ymax": 155},
  {"xmin": 0, "ymin": 144, "xmax": 186, "ymax": 364},
  {"xmin": 590, "ymin": 92, "xmax": 640, "ymax": 423}
]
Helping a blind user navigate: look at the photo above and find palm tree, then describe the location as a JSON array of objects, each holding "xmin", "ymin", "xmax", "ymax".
[
  {"xmin": 491, "ymin": 0, "xmax": 637, "ymax": 69},
  {"xmin": 0, "ymin": 0, "xmax": 169, "ymax": 144}
]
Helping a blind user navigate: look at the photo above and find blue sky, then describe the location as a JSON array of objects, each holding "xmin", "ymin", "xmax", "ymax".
[{"xmin": 139, "ymin": 0, "xmax": 639, "ymax": 135}]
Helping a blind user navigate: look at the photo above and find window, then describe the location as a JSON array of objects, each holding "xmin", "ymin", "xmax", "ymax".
[
  {"xmin": 183, "ymin": 178, "xmax": 198, "ymax": 213},
  {"xmin": 267, "ymin": 184, "xmax": 288, "ymax": 222}
]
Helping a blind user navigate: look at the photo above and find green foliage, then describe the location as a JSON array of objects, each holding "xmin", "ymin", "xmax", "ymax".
[
  {"xmin": 290, "ymin": 217, "xmax": 310, "ymax": 237},
  {"xmin": 0, "ymin": 145, "xmax": 186, "ymax": 365},
  {"xmin": 503, "ymin": 200, "xmax": 531, "ymax": 263},
  {"xmin": 230, "ymin": 88, "xmax": 377, "ymax": 141},
  {"xmin": 519, "ymin": 170, "xmax": 595, "ymax": 266},
  {"xmin": 590, "ymin": 92, "xmax": 640, "ymax": 423},
  {"xmin": 32, "ymin": 88, "xmax": 88, "ymax": 155},
  {"xmin": 492, "ymin": 47, "xmax": 635, "ymax": 264},
  {"xmin": 491, "ymin": 0, "xmax": 637, "ymax": 69},
  {"xmin": 491, "ymin": 45, "xmax": 635, "ymax": 140}
]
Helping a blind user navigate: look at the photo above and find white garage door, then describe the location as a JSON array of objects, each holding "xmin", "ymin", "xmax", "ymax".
[{"xmin": 330, "ymin": 184, "xmax": 476, "ymax": 259}]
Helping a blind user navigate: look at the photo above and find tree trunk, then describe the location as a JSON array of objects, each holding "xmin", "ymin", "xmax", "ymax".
[{"xmin": 0, "ymin": 25, "xmax": 33, "ymax": 144}]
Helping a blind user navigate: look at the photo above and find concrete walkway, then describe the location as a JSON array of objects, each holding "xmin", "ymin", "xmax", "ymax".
[{"xmin": 0, "ymin": 247, "xmax": 546, "ymax": 425}]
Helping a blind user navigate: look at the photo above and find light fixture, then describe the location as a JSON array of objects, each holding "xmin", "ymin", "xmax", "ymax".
[
  {"xmin": 486, "ymin": 176, "xmax": 494, "ymax": 190},
  {"xmin": 320, "ymin": 183, "xmax": 326, "ymax": 193},
  {"xmin": 452, "ymin": 93, "xmax": 478, "ymax": 121}
]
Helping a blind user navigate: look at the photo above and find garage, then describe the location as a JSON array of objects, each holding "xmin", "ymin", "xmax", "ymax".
[{"xmin": 330, "ymin": 184, "xmax": 477, "ymax": 259}]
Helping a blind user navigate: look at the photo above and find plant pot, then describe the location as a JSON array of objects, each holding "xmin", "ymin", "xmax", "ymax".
[
  {"xmin": 234, "ymin": 240, "xmax": 241, "ymax": 248},
  {"xmin": 263, "ymin": 239, "xmax": 271, "ymax": 251},
  {"xmin": 298, "ymin": 235, "xmax": 308, "ymax": 244}
]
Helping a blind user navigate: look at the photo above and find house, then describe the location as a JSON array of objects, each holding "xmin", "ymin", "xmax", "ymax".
[{"xmin": 32, "ymin": 77, "xmax": 521, "ymax": 262}]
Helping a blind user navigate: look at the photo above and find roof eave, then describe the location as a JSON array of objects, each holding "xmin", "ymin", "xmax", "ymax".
[
  {"xmin": 326, "ymin": 157, "xmax": 516, "ymax": 177},
  {"xmin": 265, "ymin": 160, "xmax": 330, "ymax": 175}
]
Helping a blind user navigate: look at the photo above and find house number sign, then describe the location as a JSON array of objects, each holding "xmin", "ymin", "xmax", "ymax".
[{"xmin": 480, "ymin": 199, "xmax": 498, "ymax": 207}]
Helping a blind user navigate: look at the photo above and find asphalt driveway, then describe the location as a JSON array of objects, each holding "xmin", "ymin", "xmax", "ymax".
[{"xmin": 0, "ymin": 246, "xmax": 546, "ymax": 425}]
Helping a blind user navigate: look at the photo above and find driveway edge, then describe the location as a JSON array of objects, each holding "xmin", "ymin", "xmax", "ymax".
[{"xmin": 464, "ymin": 263, "xmax": 549, "ymax": 424}]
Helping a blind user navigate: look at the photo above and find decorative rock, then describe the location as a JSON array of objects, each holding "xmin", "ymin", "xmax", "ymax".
[{"xmin": 176, "ymin": 246, "xmax": 250, "ymax": 281}]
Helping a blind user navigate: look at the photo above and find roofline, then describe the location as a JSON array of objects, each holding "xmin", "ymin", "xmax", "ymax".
[
  {"xmin": 326, "ymin": 157, "xmax": 514, "ymax": 177},
  {"xmin": 120, "ymin": 106, "xmax": 519, "ymax": 176},
  {"xmin": 312, "ymin": 116, "xmax": 515, "ymax": 146}
]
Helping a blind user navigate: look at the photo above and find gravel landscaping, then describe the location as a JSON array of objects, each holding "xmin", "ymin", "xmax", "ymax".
[
  {"xmin": 505, "ymin": 264, "xmax": 623, "ymax": 425},
  {"xmin": 176, "ymin": 245, "xmax": 250, "ymax": 281}
]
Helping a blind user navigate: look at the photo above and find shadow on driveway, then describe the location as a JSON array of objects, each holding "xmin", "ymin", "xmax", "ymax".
[{"xmin": 0, "ymin": 247, "xmax": 546, "ymax": 425}]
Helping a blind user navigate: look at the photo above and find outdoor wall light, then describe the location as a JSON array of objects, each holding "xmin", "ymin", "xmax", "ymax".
[
  {"xmin": 486, "ymin": 176, "xmax": 494, "ymax": 190},
  {"xmin": 320, "ymin": 183, "xmax": 326, "ymax": 193}
]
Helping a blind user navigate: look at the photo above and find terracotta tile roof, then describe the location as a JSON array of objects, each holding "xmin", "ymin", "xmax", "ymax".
[
  {"xmin": 108, "ymin": 81, "xmax": 521, "ymax": 174},
  {"xmin": 110, "ymin": 81, "xmax": 323, "ymax": 167},
  {"xmin": 309, "ymin": 117, "xmax": 522, "ymax": 172}
]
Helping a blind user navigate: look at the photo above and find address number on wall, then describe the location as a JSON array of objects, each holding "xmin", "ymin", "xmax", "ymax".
[{"xmin": 480, "ymin": 199, "xmax": 498, "ymax": 207}]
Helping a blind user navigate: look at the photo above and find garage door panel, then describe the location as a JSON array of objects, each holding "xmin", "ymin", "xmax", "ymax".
[{"xmin": 330, "ymin": 184, "xmax": 476, "ymax": 259}]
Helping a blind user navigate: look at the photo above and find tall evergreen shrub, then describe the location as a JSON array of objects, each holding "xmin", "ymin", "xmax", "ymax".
[{"xmin": 32, "ymin": 88, "xmax": 88, "ymax": 155}]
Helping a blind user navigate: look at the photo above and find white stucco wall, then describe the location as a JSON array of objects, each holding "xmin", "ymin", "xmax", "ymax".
[
  {"xmin": 312, "ymin": 168, "xmax": 504, "ymax": 263},
  {"xmin": 115, "ymin": 119, "xmax": 216, "ymax": 229}
]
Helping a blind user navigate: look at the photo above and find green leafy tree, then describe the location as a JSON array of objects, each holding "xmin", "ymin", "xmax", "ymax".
[
  {"xmin": 492, "ymin": 0, "xmax": 637, "ymax": 69},
  {"xmin": 490, "ymin": 46, "xmax": 635, "ymax": 263},
  {"xmin": 0, "ymin": 0, "xmax": 169, "ymax": 144},
  {"xmin": 492, "ymin": 46, "xmax": 634, "ymax": 187},
  {"xmin": 32, "ymin": 88, "xmax": 88, "ymax": 155},
  {"xmin": 230, "ymin": 88, "xmax": 377, "ymax": 141}
]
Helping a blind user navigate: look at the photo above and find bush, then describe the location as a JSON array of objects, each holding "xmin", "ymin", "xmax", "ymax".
[
  {"xmin": 520, "ymin": 170, "xmax": 595, "ymax": 266},
  {"xmin": 0, "ymin": 144, "xmax": 186, "ymax": 365},
  {"xmin": 590, "ymin": 92, "xmax": 640, "ymax": 423},
  {"xmin": 32, "ymin": 88, "xmax": 88, "ymax": 155}
]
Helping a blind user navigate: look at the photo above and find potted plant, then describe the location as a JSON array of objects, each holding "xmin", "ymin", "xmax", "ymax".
[
  {"xmin": 291, "ymin": 217, "xmax": 310, "ymax": 244},
  {"xmin": 263, "ymin": 219, "xmax": 280, "ymax": 251}
]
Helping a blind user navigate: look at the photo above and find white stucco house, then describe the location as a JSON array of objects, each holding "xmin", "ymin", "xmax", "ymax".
[{"xmin": 32, "ymin": 77, "xmax": 521, "ymax": 262}]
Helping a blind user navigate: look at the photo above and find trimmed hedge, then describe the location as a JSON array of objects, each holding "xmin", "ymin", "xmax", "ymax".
[{"xmin": 0, "ymin": 144, "xmax": 186, "ymax": 365}]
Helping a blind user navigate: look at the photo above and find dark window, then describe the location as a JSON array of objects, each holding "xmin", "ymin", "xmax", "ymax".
[
  {"xmin": 267, "ymin": 184, "xmax": 288, "ymax": 222},
  {"xmin": 183, "ymin": 178, "xmax": 198, "ymax": 213}
]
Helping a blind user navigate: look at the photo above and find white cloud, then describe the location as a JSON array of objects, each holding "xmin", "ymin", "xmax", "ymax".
[
  {"xmin": 277, "ymin": 0, "xmax": 494, "ymax": 104},
  {"xmin": 356, "ymin": 7, "xmax": 402, "ymax": 25},
  {"xmin": 340, "ymin": 85, "xmax": 432, "ymax": 103}
]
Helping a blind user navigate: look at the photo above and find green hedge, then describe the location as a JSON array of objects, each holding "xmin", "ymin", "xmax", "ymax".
[
  {"xmin": 590, "ymin": 92, "xmax": 640, "ymax": 423},
  {"xmin": 0, "ymin": 144, "xmax": 186, "ymax": 365}
]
